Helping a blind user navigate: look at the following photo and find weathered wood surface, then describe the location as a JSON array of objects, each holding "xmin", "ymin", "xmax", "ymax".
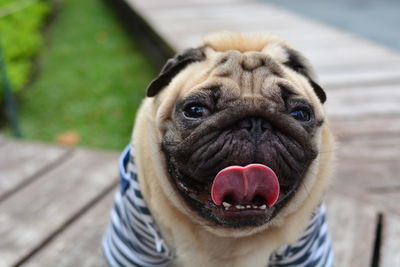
[
  {"xmin": 0, "ymin": 140, "xmax": 70, "ymax": 202},
  {"xmin": 330, "ymin": 116, "xmax": 400, "ymax": 138},
  {"xmin": 319, "ymin": 64, "xmax": 400, "ymax": 89},
  {"xmin": 330, "ymin": 129, "xmax": 400, "ymax": 216},
  {"xmin": 380, "ymin": 214, "xmax": 400, "ymax": 267},
  {"xmin": 24, "ymin": 190, "xmax": 115, "ymax": 267},
  {"xmin": 126, "ymin": 0, "xmax": 400, "ymax": 70},
  {"xmin": 325, "ymin": 193, "xmax": 378, "ymax": 267},
  {"xmin": 0, "ymin": 146, "xmax": 118, "ymax": 267},
  {"xmin": 327, "ymin": 84, "xmax": 400, "ymax": 118}
]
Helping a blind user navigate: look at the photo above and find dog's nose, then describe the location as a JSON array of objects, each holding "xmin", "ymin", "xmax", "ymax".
[{"xmin": 238, "ymin": 117, "xmax": 271, "ymax": 136}]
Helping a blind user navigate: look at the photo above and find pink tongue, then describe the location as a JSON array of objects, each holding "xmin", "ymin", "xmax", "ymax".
[{"xmin": 211, "ymin": 164, "xmax": 280, "ymax": 207}]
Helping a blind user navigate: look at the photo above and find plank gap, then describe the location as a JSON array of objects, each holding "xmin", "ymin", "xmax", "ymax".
[
  {"xmin": 335, "ymin": 132, "xmax": 400, "ymax": 142},
  {"xmin": 11, "ymin": 178, "xmax": 118, "ymax": 267},
  {"xmin": 326, "ymin": 79, "xmax": 400, "ymax": 90},
  {"xmin": 371, "ymin": 213, "xmax": 383, "ymax": 267},
  {"xmin": 368, "ymin": 186, "xmax": 400, "ymax": 194},
  {"xmin": 0, "ymin": 148, "xmax": 74, "ymax": 203}
]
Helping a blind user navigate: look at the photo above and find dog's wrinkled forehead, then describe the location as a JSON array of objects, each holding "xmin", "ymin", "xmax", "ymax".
[
  {"xmin": 204, "ymin": 49, "xmax": 287, "ymax": 99},
  {"xmin": 147, "ymin": 32, "xmax": 326, "ymax": 104}
]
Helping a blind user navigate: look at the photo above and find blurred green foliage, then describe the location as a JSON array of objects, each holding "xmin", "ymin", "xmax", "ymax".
[
  {"xmin": 17, "ymin": 0, "xmax": 156, "ymax": 150},
  {"xmin": 0, "ymin": 0, "xmax": 50, "ymax": 96}
]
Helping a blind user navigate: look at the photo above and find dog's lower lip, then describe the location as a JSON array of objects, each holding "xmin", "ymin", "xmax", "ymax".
[
  {"xmin": 211, "ymin": 202, "xmax": 271, "ymax": 220},
  {"xmin": 218, "ymin": 208, "xmax": 266, "ymax": 216}
]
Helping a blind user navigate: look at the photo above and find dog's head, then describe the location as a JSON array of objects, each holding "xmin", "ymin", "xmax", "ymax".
[{"xmin": 142, "ymin": 32, "xmax": 333, "ymax": 236}]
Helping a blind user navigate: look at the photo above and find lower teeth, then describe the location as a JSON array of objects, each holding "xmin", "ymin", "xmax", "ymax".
[{"xmin": 221, "ymin": 203, "xmax": 266, "ymax": 210}]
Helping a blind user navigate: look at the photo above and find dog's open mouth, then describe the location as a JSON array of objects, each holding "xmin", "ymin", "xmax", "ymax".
[{"xmin": 169, "ymin": 160, "xmax": 297, "ymax": 228}]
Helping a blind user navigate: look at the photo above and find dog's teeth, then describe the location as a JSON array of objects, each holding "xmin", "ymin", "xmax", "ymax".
[
  {"xmin": 225, "ymin": 207, "xmax": 229, "ymax": 210},
  {"xmin": 222, "ymin": 202, "xmax": 231, "ymax": 208},
  {"xmin": 252, "ymin": 205, "xmax": 258, "ymax": 209},
  {"xmin": 236, "ymin": 205, "xmax": 245, "ymax": 209},
  {"xmin": 246, "ymin": 205, "xmax": 251, "ymax": 209},
  {"xmin": 260, "ymin": 204, "xmax": 267, "ymax": 210}
]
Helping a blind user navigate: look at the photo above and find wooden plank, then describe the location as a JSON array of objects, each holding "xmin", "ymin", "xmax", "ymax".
[
  {"xmin": 0, "ymin": 149, "xmax": 118, "ymax": 267},
  {"xmin": 326, "ymin": 84, "xmax": 400, "ymax": 118},
  {"xmin": 325, "ymin": 193, "xmax": 378, "ymax": 267},
  {"xmin": 320, "ymin": 64, "xmax": 400, "ymax": 89},
  {"xmin": 330, "ymin": 183, "xmax": 400, "ymax": 219},
  {"xmin": 0, "ymin": 140, "xmax": 70, "ymax": 201},
  {"xmin": 333, "ymin": 132, "xmax": 400, "ymax": 189},
  {"xmin": 332, "ymin": 160, "xmax": 400, "ymax": 217},
  {"xmin": 337, "ymin": 135, "xmax": 400, "ymax": 163},
  {"xmin": 24, "ymin": 190, "xmax": 116, "ymax": 267},
  {"xmin": 336, "ymin": 159, "xmax": 400, "ymax": 191},
  {"xmin": 329, "ymin": 132, "xmax": 400, "ymax": 214},
  {"xmin": 128, "ymin": 0, "xmax": 400, "ymax": 69},
  {"xmin": 380, "ymin": 214, "xmax": 400, "ymax": 267},
  {"xmin": 331, "ymin": 116, "xmax": 400, "ymax": 138}
]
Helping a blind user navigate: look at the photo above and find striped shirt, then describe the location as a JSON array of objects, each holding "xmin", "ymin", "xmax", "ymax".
[{"xmin": 102, "ymin": 145, "xmax": 334, "ymax": 267}]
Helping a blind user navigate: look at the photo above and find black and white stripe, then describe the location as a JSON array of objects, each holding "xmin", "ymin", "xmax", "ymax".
[
  {"xmin": 268, "ymin": 204, "xmax": 333, "ymax": 267},
  {"xmin": 102, "ymin": 145, "xmax": 173, "ymax": 267},
  {"xmin": 102, "ymin": 145, "xmax": 333, "ymax": 267}
]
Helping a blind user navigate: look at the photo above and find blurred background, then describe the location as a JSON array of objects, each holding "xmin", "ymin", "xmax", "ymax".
[
  {"xmin": 0, "ymin": 0, "xmax": 157, "ymax": 150},
  {"xmin": 1, "ymin": 0, "xmax": 399, "ymax": 151},
  {"xmin": 270, "ymin": 0, "xmax": 400, "ymax": 50}
]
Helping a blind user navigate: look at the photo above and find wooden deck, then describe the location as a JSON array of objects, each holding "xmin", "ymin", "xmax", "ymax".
[
  {"xmin": 0, "ymin": 137, "xmax": 115, "ymax": 267},
  {"xmin": 1, "ymin": 0, "xmax": 400, "ymax": 266}
]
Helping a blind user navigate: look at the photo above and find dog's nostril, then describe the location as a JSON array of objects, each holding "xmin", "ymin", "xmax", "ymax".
[
  {"xmin": 238, "ymin": 117, "xmax": 270, "ymax": 133},
  {"xmin": 238, "ymin": 118, "xmax": 252, "ymax": 130},
  {"xmin": 261, "ymin": 120, "xmax": 271, "ymax": 131}
]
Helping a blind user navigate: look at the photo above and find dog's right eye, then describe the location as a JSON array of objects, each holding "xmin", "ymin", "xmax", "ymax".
[{"xmin": 183, "ymin": 104, "xmax": 210, "ymax": 119}]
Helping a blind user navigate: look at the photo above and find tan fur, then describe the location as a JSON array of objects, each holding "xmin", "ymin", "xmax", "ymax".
[{"xmin": 132, "ymin": 32, "xmax": 335, "ymax": 267}]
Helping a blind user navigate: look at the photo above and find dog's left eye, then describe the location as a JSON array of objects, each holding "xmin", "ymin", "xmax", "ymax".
[
  {"xmin": 183, "ymin": 104, "xmax": 210, "ymax": 119},
  {"xmin": 291, "ymin": 109, "xmax": 311, "ymax": 121}
]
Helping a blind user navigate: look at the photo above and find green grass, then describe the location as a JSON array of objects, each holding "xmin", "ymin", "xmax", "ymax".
[
  {"xmin": 0, "ymin": 0, "xmax": 49, "ymax": 96},
  {"xmin": 15, "ymin": 0, "xmax": 156, "ymax": 150}
]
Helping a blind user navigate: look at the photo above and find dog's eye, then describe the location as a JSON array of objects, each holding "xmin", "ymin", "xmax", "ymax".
[
  {"xmin": 183, "ymin": 104, "xmax": 210, "ymax": 119},
  {"xmin": 291, "ymin": 109, "xmax": 311, "ymax": 121}
]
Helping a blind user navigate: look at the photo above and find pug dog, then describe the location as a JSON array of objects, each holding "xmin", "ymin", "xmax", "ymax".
[{"xmin": 102, "ymin": 32, "xmax": 335, "ymax": 267}]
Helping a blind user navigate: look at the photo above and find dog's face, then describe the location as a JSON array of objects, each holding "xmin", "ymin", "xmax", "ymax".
[{"xmin": 143, "ymin": 33, "xmax": 330, "ymax": 234}]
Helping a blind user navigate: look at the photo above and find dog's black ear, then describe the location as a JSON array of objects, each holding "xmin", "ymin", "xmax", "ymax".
[
  {"xmin": 283, "ymin": 48, "xmax": 327, "ymax": 103},
  {"xmin": 147, "ymin": 47, "xmax": 206, "ymax": 97}
]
